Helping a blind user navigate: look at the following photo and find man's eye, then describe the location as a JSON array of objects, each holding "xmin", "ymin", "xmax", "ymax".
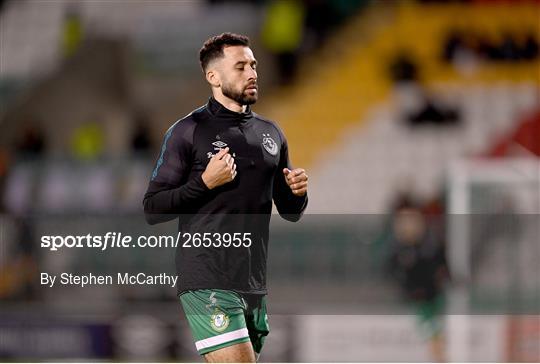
[{"xmin": 236, "ymin": 67, "xmax": 244, "ymax": 71}]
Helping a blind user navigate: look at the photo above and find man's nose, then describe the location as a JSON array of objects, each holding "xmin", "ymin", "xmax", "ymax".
[{"xmin": 247, "ymin": 66, "xmax": 257, "ymax": 80}]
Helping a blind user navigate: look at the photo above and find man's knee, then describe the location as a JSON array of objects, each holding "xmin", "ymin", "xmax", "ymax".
[{"xmin": 204, "ymin": 341, "xmax": 256, "ymax": 363}]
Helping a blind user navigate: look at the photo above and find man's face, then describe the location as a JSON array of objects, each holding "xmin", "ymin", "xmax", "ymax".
[
  {"xmin": 214, "ymin": 46, "xmax": 258, "ymax": 105},
  {"xmin": 393, "ymin": 208, "xmax": 426, "ymax": 245}
]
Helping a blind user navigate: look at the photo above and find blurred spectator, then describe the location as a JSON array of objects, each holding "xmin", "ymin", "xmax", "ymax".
[
  {"xmin": 499, "ymin": 32, "xmax": 520, "ymax": 61},
  {"xmin": 131, "ymin": 112, "xmax": 152, "ymax": 154},
  {"xmin": 304, "ymin": 0, "xmax": 337, "ymax": 48},
  {"xmin": 477, "ymin": 33, "xmax": 500, "ymax": 60},
  {"xmin": 16, "ymin": 124, "xmax": 46, "ymax": 157},
  {"xmin": 0, "ymin": 148, "xmax": 10, "ymax": 212},
  {"xmin": 62, "ymin": 4, "xmax": 84, "ymax": 58},
  {"xmin": 387, "ymin": 194, "xmax": 449, "ymax": 362},
  {"xmin": 302, "ymin": 0, "xmax": 368, "ymax": 52},
  {"xmin": 0, "ymin": 217, "xmax": 39, "ymax": 300},
  {"xmin": 389, "ymin": 52, "xmax": 461, "ymax": 126},
  {"xmin": 442, "ymin": 28, "xmax": 539, "ymax": 65},
  {"xmin": 517, "ymin": 32, "xmax": 539, "ymax": 60},
  {"xmin": 389, "ymin": 52, "xmax": 419, "ymax": 83},
  {"xmin": 442, "ymin": 29, "xmax": 467, "ymax": 62},
  {"xmin": 261, "ymin": 0, "xmax": 305, "ymax": 85},
  {"xmin": 261, "ymin": 0, "xmax": 368, "ymax": 85},
  {"xmin": 407, "ymin": 94, "xmax": 460, "ymax": 126}
]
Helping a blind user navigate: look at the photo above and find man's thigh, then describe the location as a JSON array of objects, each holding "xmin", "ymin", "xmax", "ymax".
[{"xmin": 204, "ymin": 341, "xmax": 256, "ymax": 363}]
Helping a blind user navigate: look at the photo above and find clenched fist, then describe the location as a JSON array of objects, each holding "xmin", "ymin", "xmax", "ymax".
[
  {"xmin": 202, "ymin": 147, "xmax": 237, "ymax": 189},
  {"xmin": 283, "ymin": 168, "xmax": 308, "ymax": 197}
]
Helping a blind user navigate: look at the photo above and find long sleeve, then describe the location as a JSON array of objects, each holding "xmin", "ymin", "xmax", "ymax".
[
  {"xmin": 272, "ymin": 131, "xmax": 308, "ymax": 222},
  {"xmin": 143, "ymin": 120, "xmax": 209, "ymax": 225}
]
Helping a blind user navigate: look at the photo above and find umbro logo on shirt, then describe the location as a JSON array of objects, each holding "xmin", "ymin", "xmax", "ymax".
[
  {"xmin": 207, "ymin": 139, "xmax": 235, "ymax": 159},
  {"xmin": 212, "ymin": 140, "xmax": 227, "ymax": 148}
]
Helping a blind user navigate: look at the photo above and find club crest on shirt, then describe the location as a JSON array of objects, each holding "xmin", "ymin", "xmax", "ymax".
[
  {"xmin": 210, "ymin": 309, "xmax": 230, "ymax": 332},
  {"xmin": 262, "ymin": 134, "xmax": 278, "ymax": 156}
]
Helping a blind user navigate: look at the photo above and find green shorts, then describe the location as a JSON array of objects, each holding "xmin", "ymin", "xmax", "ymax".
[
  {"xmin": 414, "ymin": 295, "xmax": 445, "ymax": 339},
  {"xmin": 179, "ymin": 289, "xmax": 270, "ymax": 355}
]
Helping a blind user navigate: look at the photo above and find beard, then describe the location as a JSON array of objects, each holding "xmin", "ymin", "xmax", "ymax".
[{"xmin": 221, "ymin": 80, "xmax": 258, "ymax": 106}]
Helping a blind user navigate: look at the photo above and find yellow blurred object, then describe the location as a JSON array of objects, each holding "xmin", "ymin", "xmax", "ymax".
[
  {"xmin": 261, "ymin": 0, "xmax": 305, "ymax": 53},
  {"xmin": 62, "ymin": 14, "xmax": 83, "ymax": 57},
  {"xmin": 71, "ymin": 122, "xmax": 104, "ymax": 160}
]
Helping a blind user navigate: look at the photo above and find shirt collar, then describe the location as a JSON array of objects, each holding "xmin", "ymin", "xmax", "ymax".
[{"xmin": 207, "ymin": 97, "xmax": 253, "ymax": 122}]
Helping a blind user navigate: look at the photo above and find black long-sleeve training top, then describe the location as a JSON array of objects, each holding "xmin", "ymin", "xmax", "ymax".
[{"xmin": 143, "ymin": 97, "xmax": 307, "ymax": 295}]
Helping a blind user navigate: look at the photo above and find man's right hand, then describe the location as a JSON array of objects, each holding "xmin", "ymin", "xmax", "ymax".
[{"xmin": 201, "ymin": 147, "xmax": 237, "ymax": 189}]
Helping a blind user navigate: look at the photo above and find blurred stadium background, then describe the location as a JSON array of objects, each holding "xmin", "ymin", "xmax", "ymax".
[{"xmin": 0, "ymin": 0, "xmax": 539, "ymax": 362}]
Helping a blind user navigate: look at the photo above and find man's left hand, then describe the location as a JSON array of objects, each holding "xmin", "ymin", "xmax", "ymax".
[{"xmin": 283, "ymin": 168, "xmax": 308, "ymax": 197}]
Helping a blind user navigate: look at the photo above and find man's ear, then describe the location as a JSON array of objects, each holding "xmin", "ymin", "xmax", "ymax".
[{"xmin": 206, "ymin": 69, "xmax": 220, "ymax": 88}]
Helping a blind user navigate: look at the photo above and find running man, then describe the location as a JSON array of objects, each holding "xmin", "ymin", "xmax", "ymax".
[{"xmin": 143, "ymin": 33, "xmax": 308, "ymax": 362}]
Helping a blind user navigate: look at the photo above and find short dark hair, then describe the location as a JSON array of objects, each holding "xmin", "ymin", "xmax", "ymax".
[{"xmin": 199, "ymin": 32, "xmax": 250, "ymax": 71}]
